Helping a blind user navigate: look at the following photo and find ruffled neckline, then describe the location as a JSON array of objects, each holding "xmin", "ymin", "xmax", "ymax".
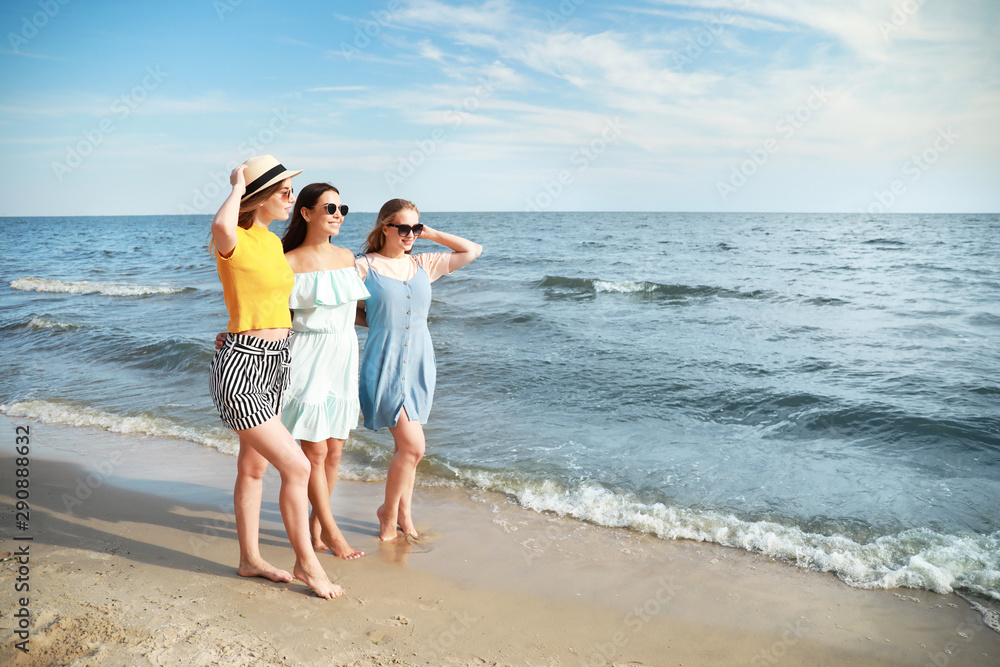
[{"xmin": 289, "ymin": 267, "xmax": 370, "ymax": 308}]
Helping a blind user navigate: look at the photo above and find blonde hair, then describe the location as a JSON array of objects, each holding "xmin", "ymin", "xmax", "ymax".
[
  {"xmin": 362, "ymin": 198, "xmax": 419, "ymax": 254},
  {"xmin": 237, "ymin": 181, "xmax": 285, "ymax": 229}
]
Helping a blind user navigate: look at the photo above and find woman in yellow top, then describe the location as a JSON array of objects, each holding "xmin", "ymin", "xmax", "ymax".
[{"xmin": 209, "ymin": 155, "xmax": 341, "ymax": 599}]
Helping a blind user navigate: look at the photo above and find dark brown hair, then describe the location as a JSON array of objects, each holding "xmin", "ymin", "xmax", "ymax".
[
  {"xmin": 362, "ymin": 198, "xmax": 419, "ymax": 254},
  {"xmin": 281, "ymin": 182, "xmax": 340, "ymax": 253}
]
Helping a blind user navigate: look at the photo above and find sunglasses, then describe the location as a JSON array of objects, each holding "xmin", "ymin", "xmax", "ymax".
[
  {"xmin": 386, "ymin": 223, "xmax": 424, "ymax": 237},
  {"xmin": 322, "ymin": 203, "xmax": 349, "ymax": 216},
  {"xmin": 278, "ymin": 188, "xmax": 294, "ymax": 202}
]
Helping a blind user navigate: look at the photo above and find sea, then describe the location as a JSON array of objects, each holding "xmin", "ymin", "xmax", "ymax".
[{"xmin": 2, "ymin": 212, "xmax": 998, "ymax": 622}]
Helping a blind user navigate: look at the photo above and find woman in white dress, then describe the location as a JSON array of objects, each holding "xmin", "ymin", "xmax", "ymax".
[{"xmin": 279, "ymin": 182, "xmax": 369, "ymax": 559}]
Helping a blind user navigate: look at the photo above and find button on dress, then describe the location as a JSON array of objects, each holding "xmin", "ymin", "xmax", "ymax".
[
  {"xmin": 359, "ymin": 257, "xmax": 436, "ymax": 430},
  {"xmin": 280, "ymin": 268, "xmax": 370, "ymax": 441}
]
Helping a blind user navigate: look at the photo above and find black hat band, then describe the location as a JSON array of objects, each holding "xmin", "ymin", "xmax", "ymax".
[{"xmin": 243, "ymin": 164, "xmax": 287, "ymax": 199}]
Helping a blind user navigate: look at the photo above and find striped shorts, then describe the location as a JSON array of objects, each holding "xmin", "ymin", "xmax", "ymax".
[{"xmin": 210, "ymin": 332, "xmax": 293, "ymax": 431}]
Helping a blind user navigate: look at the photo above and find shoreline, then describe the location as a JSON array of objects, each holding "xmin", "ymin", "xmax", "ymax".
[{"xmin": 1, "ymin": 415, "xmax": 998, "ymax": 666}]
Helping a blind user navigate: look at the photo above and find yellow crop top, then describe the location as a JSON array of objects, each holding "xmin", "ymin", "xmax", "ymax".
[{"xmin": 216, "ymin": 224, "xmax": 294, "ymax": 332}]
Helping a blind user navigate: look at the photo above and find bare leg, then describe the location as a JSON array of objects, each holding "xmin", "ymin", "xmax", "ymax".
[
  {"xmin": 234, "ymin": 442, "xmax": 292, "ymax": 583},
  {"xmin": 236, "ymin": 417, "xmax": 343, "ymax": 598},
  {"xmin": 303, "ymin": 438, "xmax": 327, "ymax": 549},
  {"xmin": 301, "ymin": 438, "xmax": 363, "ymax": 559},
  {"xmin": 378, "ymin": 409, "xmax": 425, "ymax": 541}
]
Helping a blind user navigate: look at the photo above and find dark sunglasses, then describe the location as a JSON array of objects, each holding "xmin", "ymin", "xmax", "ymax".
[
  {"xmin": 386, "ymin": 223, "xmax": 424, "ymax": 237},
  {"xmin": 321, "ymin": 203, "xmax": 349, "ymax": 216}
]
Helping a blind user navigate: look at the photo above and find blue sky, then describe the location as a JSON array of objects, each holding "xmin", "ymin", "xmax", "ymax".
[{"xmin": 1, "ymin": 0, "xmax": 997, "ymax": 215}]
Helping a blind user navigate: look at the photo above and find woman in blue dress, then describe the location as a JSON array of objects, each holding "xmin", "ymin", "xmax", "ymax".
[{"xmin": 356, "ymin": 199, "xmax": 482, "ymax": 541}]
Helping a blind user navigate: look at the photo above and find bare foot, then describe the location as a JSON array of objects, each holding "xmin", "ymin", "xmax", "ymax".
[
  {"xmin": 320, "ymin": 528, "xmax": 365, "ymax": 560},
  {"xmin": 397, "ymin": 501, "xmax": 419, "ymax": 538},
  {"xmin": 376, "ymin": 504, "xmax": 399, "ymax": 541},
  {"xmin": 398, "ymin": 519, "xmax": 419, "ymax": 539},
  {"xmin": 237, "ymin": 557, "xmax": 293, "ymax": 583},
  {"xmin": 293, "ymin": 562, "xmax": 343, "ymax": 599}
]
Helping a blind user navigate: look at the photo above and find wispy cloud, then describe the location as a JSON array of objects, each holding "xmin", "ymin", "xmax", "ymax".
[{"xmin": 394, "ymin": 0, "xmax": 514, "ymax": 30}]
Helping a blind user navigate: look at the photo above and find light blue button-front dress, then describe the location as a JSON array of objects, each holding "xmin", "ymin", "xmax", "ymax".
[{"xmin": 359, "ymin": 256, "xmax": 436, "ymax": 431}]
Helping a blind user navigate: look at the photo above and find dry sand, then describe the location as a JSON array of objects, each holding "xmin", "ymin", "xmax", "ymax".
[{"xmin": 1, "ymin": 414, "xmax": 997, "ymax": 666}]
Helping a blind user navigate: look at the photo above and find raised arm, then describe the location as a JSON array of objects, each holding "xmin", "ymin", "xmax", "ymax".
[
  {"xmin": 420, "ymin": 225, "xmax": 482, "ymax": 271},
  {"xmin": 211, "ymin": 165, "xmax": 247, "ymax": 259}
]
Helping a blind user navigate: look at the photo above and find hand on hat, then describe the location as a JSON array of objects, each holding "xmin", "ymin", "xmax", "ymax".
[{"xmin": 230, "ymin": 164, "xmax": 247, "ymax": 194}]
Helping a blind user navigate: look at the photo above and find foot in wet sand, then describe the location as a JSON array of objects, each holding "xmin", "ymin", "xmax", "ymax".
[
  {"xmin": 320, "ymin": 528, "xmax": 365, "ymax": 560},
  {"xmin": 398, "ymin": 519, "xmax": 419, "ymax": 539},
  {"xmin": 397, "ymin": 501, "xmax": 419, "ymax": 538},
  {"xmin": 237, "ymin": 557, "xmax": 293, "ymax": 583},
  {"xmin": 377, "ymin": 504, "xmax": 400, "ymax": 541},
  {"xmin": 293, "ymin": 562, "xmax": 343, "ymax": 599}
]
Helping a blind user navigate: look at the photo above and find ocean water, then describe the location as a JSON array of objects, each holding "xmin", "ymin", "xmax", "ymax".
[{"xmin": 2, "ymin": 212, "xmax": 998, "ymax": 616}]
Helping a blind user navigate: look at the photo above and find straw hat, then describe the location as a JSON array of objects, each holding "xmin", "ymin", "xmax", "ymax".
[{"xmin": 241, "ymin": 155, "xmax": 302, "ymax": 200}]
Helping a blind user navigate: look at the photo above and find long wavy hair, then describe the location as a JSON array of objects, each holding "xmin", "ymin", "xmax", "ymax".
[
  {"xmin": 362, "ymin": 198, "xmax": 419, "ymax": 254},
  {"xmin": 281, "ymin": 182, "xmax": 339, "ymax": 253}
]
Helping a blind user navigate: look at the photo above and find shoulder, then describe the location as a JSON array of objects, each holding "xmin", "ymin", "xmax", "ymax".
[
  {"xmin": 334, "ymin": 246, "xmax": 356, "ymax": 264},
  {"xmin": 355, "ymin": 253, "xmax": 373, "ymax": 277},
  {"xmin": 284, "ymin": 247, "xmax": 305, "ymax": 272}
]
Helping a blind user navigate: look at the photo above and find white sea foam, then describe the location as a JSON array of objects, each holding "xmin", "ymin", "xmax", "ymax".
[
  {"xmin": 0, "ymin": 400, "xmax": 238, "ymax": 455},
  {"xmin": 450, "ymin": 469, "xmax": 1000, "ymax": 602},
  {"xmin": 592, "ymin": 279, "xmax": 649, "ymax": 294},
  {"xmin": 27, "ymin": 317, "xmax": 82, "ymax": 330},
  {"xmin": 10, "ymin": 277, "xmax": 186, "ymax": 297}
]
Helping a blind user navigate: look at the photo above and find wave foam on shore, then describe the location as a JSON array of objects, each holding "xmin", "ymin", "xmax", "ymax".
[{"xmin": 10, "ymin": 277, "xmax": 190, "ymax": 297}]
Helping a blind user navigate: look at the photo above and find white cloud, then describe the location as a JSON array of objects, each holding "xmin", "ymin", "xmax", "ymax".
[{"xmin": 394, "ymin": 0, "xmax": 514, "ymax": 30}]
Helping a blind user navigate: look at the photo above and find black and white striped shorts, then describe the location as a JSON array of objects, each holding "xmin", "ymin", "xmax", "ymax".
[{"xmin": 210, "ymin": 332, "xmax": 293, "ymax": 431}]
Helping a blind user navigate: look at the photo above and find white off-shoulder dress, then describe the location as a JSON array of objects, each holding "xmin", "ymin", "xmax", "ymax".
[{"xmin": 280, "ymin": 267, "xmax": 370, "ymax": 441}]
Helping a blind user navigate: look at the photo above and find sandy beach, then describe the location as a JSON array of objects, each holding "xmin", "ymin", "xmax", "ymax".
[{"xmin": 1, "ymin": 414, "xmax": 997, "ymax": 666}]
